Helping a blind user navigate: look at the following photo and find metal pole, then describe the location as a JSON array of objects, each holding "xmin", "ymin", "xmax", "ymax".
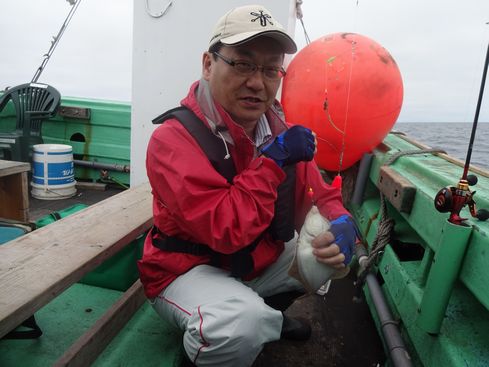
[
  {"xmin": 356, "ymin": 245, "xmax": 413, "ymax": 367},
  {"xmin": 73, "ymin": 159, "xmax": 130, "ymax": 173},
  {"xmin": 366, "ymin": 274, "xmax": 413, "ymax": 367}
]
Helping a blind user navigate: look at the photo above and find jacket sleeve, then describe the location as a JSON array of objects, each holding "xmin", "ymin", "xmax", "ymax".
[
  {"xmin": 146, "ymin": 119, "xmax": 286, "ymax": 254},
  {"xmin": 294, "ymin": 159, "xmax": 350, "ymax": 229}
]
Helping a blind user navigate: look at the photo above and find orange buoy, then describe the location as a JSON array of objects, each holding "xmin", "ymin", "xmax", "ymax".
[{"xmin": 282, "ymin": 33, "xmax": 403, "ymax": 171}]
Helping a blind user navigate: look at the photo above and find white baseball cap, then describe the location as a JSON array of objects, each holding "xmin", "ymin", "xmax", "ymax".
[{"xmin": 209, "ymin": 5, "xmax": 297, "ymax": 54}]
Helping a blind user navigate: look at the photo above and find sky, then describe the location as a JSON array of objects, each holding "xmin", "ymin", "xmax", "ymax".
[{"xmin": 1, "ymin": 0, "xmax": 488, "ymax": 123}]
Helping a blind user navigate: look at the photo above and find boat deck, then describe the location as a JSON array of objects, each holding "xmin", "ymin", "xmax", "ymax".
[
  {"xmin": 255, "ymin": 273, "xmax": 385, "ymax": 366},
  {"xmin": 25, "ymin": 185, "xmax": 386, "ymax": 366},
  {"xmin": 29, "ymin": 184, "xmax": 125, "ymax": 222}
]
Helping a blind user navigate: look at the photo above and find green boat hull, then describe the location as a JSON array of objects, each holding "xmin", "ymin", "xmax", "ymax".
[
  {"xmin": 0, "ymin": 96, "xmax": 131, "ymax": 185},
  {"xmin": 0, "ymin": 283, "xmax": 183, "ymax": 367},
  {"xmin": 2, "ymin": 95, "xmax": 488, "ymax": 365},
  {"xmin": 0, "ymin": 207, "xmax": 183, "ymax": 367},
  {"xmin": 350, "ymin": 133, "xmax": 489, "ymax": 366}
]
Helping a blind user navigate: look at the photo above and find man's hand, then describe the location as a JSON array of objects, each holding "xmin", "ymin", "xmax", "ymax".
[
  {"xmin": 311, "ymin": 215, "xmax": 358, "ymax": 267},
  {"xmin": 261, "ymin": 125, "xmax": 316, "ymax": 166},
  {"xmin": 311, "ymin": 231, "xmax": 346, "ymax": 269}
]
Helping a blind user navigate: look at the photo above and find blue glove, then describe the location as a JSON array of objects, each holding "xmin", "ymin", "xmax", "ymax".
[
  {"xmin": 329, "ymin": 215, "xmax": 359, "ymax": 265},
  {"xmin": 261, "ymin": 125, "xmax": 315, "ymax": 166}
]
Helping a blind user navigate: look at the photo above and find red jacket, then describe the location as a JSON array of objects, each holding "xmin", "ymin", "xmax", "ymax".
[{"xmin": 138, "ymin": 82, "xmax": 349, "ymax": 298}]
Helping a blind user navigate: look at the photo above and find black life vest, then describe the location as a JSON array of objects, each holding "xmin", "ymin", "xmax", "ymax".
[{"xmin": 151, "ymin": 106, "xmax": 296, "ymax": 277}]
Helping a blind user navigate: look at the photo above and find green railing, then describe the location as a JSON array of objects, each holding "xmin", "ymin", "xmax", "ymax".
[
  {"xmin": 351, "ymin": 132, "xmax": 489, "ymax": 367},
  {"xmin": 0, "ymin": 95, "xmax": 131, "ymax": 185}
]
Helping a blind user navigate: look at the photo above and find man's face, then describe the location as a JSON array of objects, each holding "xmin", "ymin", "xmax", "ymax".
[{"xmin": 202, "ymin": 37, "xmax": 285, "ymax": 128}]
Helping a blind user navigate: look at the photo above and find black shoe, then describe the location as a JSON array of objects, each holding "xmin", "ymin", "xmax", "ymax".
[
  {"xmin": 264, "ymin": 290, "xmax": 306, "ymax": 312},
  {"xmin": 280, "ymin": 315, "xmax": 312, "ymax": 341},
  {"xmin": 180, "ymin": 352, "xmax": 196, "ymax": 367}
]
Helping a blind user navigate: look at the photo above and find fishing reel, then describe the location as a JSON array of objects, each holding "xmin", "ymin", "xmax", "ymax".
[{"xmin": 434, "ymin": 174, "xmax": 489, "ymax": 225}]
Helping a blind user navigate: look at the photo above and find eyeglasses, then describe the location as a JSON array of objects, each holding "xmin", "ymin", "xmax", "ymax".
[{"xmin": 213, "ymin": 52, "xmax": 286, "ymax": 80}]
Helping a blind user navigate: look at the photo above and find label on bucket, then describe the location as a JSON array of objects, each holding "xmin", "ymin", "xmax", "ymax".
[
  {"xmin": 31, "ymin": 144, "xmax": 77, "ymax": 200},
  {"xmin": 32, "ymin": 145, "xmax": 75, "ymax": 187},
  {"xmin": 32, "ymin": 161, "xmax": 75, "ymax": 185}
]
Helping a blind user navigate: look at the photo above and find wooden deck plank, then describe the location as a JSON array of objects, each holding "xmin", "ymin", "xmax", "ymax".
[
  {"xmin": 54, "ymin": 280, "xmax": 146, "ymax": 367},
  {"xmin": 0, "ymin": 160, "xmax": 30, "ymax": 178},
  {"xmin": 0, "ymin": 182, "xmax": 153, "ymax": 339}
]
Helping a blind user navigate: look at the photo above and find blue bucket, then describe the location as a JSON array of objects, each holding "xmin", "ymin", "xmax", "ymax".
[
  {"xmin": 0, "ymin": 225, "xmax": 28, "ymax": 245},
  {"xmin": 31, "ymin": 144, "xmax": 77, "ymax": 200}
]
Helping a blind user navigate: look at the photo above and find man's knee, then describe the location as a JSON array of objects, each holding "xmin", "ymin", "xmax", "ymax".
[
  {"xmin": 183, "ymin": 296, "xmax": 281, "ymax": 365},
  {"xmin": 226, "ymin": 297, "xmax": 278, "ymax": 342}
]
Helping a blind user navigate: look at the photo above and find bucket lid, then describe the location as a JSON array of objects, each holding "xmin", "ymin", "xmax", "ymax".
[{"xmin": 33, "ymin": 144, "xmax": 73, "ymax": 152}]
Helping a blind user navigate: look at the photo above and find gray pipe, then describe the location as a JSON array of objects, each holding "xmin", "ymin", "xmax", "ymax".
[
  {"xmin": 365, "ymin": 273, "xmax": 413, "ymax": 367},
  {"xmin": 73, "ymin": 159, "xmax": 130, "ymax": 173},
  {"xmin": 351, "ymin": 153, "xmax": 373, "ymax": 205},
  {"xmin": 355, "ymin": 244, "xmax": 413, "ymax": 367}
]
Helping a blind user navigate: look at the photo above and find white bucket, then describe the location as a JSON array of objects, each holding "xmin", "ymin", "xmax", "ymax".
[{"xmin": 31, "ymin": 144, "xmax": 77, "ymax": 200}]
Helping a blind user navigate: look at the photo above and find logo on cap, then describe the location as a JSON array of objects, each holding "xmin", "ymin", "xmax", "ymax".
[{"xmin": 250, "ymin": 10, "xmax": 273, "ymax": 27}]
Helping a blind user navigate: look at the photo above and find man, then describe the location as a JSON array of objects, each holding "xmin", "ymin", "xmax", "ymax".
[{"xmin": 138, "ymin": 4, "xmax": 358, "ymax": 366}]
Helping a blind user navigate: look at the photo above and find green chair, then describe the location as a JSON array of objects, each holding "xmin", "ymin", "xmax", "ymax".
[{"xmin": 0, "ymin": 83, "xmax": 61, "ymax": 162}]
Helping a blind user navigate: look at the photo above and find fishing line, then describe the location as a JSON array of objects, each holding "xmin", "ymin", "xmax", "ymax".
[
  {"xmin": 324, "ymin": 1, "xmax": 361, "ymax": 176},
  {"xmin": 462, "ymin": 23, "xmax": 489, "ymax": 179},
  {"xmin": 461, "ymin": 24, "xmax": 489, "ymax": 126},
  {"xmin": 462, "ymin": 41, "xmax": 489, "ymax": 180},
  {"xmin": 316, "ymin": 136, "xmax": 340, "ymax": 152},
  {"xmin": 337, "ymin": 35, "xmax": 357, "ymax": 173}
]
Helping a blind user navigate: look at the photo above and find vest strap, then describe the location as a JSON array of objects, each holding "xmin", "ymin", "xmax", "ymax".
[
  {"xmin": 151, "ymin": 106, "xmax": 295, "ymax": 277},
  {"xmin": 153, "ymin": 107, "xmax": 236, "ymax": 184},
  {"xmin": 151, "ymin": 226, "xmax": 260, "ymax": 278}
]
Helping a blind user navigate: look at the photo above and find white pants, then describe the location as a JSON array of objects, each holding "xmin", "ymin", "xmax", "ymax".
[{"xmin": 151, "ymin": 239, "xmax": 304, "ymax": 367}]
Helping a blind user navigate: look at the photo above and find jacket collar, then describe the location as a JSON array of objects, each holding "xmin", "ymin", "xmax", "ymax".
[{"xmin": 181, "ymin": 80, "xmax": 289, "ymax": 148}]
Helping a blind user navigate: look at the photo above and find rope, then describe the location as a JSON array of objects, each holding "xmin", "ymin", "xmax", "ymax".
[
  {"xmin": 356, "ymin": 148, "xmax": 446, "ymax": 281},
  {"xmin": 384, "ymin": 148, "xmax": 447, "ymax": 166},
  {"xmin": 353, "ymin": 192, "xmax": 393, "ymax": 300},
  {"xmin": 363, "ymin": 193, "xmax": 395, "ymax": 269}
]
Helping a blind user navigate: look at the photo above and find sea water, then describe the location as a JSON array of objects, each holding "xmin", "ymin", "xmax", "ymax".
[{"xmin": 394, "ymin": 122, "xmax": 489, "ymax": 170}]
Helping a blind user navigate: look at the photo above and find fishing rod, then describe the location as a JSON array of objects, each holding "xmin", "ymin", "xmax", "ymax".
[
  {"xmin": 31, "ymin": 0, "xmax": 82, "ymax": 83},
  {"xmin": 434, "ymin": 41, "xmax": 489, "ymax": 225}
]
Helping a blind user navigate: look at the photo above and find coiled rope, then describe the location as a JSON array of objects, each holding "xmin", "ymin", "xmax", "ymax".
[{"xmin": 358, "ymin": 147, "xmax": 447, "ymax": 275}]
